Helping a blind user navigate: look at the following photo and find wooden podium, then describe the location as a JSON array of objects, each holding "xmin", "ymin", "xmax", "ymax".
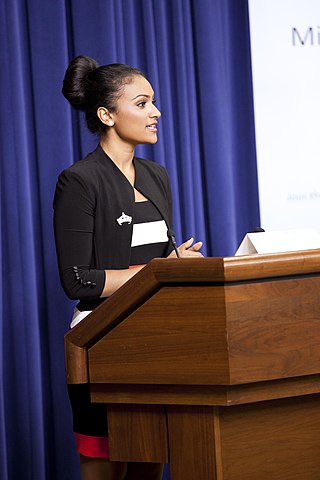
[{"xmin": 65, "ymin": 252, "xmax": 320, "ymax": 480}]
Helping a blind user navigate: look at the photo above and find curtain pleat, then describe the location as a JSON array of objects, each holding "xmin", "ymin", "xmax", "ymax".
[{"xmin": 1, "ymin": 1, "xmax": 259, "ymax": 478}]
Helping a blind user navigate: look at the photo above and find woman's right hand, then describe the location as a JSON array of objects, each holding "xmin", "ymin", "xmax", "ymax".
[{"xmin": 168, "ymin": 237, "xmax": 203, "ymax": 258}]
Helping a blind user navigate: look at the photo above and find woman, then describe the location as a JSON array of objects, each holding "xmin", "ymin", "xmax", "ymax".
[{"xmin": 54, "ymin": 56, "xmax": 203, "ymax": 480}]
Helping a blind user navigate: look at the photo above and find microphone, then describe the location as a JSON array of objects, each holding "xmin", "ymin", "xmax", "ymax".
[{"xmin": 167, "ymin": 229, "xmax": 180, "ymax": 258}]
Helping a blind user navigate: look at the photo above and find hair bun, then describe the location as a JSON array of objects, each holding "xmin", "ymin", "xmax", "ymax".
[{"xmin": 62, "ymin": 56, "xmax": 99, "ymax": 111}]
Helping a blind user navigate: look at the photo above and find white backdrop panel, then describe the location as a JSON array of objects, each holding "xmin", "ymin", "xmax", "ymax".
[{"xmin": 248, "ymin": 0, "xmax": 320, "ymax": 231}]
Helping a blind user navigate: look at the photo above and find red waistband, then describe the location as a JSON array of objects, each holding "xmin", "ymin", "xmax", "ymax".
[{"xmin": 75, "ymin": 433, "xmax": 109, "ymax": 458}]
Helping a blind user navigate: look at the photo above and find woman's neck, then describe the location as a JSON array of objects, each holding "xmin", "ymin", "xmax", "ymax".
[
  {"xmin": 100, "ymin": 136, "xmax": 135, "ymax": 171},
  {"xmin": 100, "ymin": 136, "xmax": 135, "ymax": 185}
]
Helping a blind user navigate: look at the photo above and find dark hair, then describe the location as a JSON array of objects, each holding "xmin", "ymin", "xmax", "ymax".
[{"xmin": 62, "ymin": 55, "xmax": 146, "ymax": 135}]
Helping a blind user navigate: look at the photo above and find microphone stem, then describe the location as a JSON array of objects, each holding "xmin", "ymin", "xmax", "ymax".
[
  {"xmin": 173, "ymin": 242, "xmax": 180, "ymax": 258},
  {"xmin": 168, "ymin": 231, "xmax": 180, "ymax": 258}
]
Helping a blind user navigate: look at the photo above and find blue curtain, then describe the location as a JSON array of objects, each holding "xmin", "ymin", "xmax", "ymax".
[{"xmin": 0, "ymin": 1, "xmax": 259, "ymax": 479}]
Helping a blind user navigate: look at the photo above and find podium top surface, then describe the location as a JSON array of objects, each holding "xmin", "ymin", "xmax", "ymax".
[
  {"xmin": 64, "ymin": 250, "xmax": 320, "ymax": 386},
  {"xmin": 65, "ymin": 250, "xmax": 320, "ymax": 346}
]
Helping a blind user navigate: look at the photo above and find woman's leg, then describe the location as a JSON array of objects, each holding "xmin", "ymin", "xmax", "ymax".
[
  {"xmin": 80, "ymin": 455, "xmax": 127, "ymax": 480},
  {"xmin": 125, "ymin": 462, "xmax": 164, "ymax": 480}
]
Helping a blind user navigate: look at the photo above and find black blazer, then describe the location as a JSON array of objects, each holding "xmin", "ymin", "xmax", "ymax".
[{"xmin": 53, "ymin": 145, "xmax": 173, "ymax": 310}]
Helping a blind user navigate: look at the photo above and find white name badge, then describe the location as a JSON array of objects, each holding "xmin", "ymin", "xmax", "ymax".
[{"xmin": 235, "ymin": 228, "xmax": 320, "ymax": 256}]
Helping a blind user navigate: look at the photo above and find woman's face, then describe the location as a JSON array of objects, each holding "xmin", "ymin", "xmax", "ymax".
[{"xmin": 110, "ymin": 75, "xmax": 161, "ymax": 146}]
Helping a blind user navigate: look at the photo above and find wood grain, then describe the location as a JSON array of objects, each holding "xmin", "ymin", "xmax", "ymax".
[
  {"xmin": 167, "ymin": 405, "xmax": 217, "ymax": 480},
  {"xmin": 90, "ymin": 375, "xmax": 320, "ymax": 406},
  {"xmin": 216, "ymin": 394, "xmax": 320, "ymax": 480},
  {"xmin": 226, "ymin": 276, "xmax": 320, "ymax": 383},
  {"xmin": 65, "ymin": 252, "xmax": 320, "ymax": 383},
  {"xmin": 107, "ymin": 404, "xmax": 168, "ymax": 463},
  {"xmin": 88, "ymin": 286, "xmax": 230, "ymax": 385},
  {"xmin": 88, "ymin": 275, "xmax": 320, "ymax": 386},
  {"xmin": 63, "ymin": 253, "xmax": 320, "ymax": 478}
]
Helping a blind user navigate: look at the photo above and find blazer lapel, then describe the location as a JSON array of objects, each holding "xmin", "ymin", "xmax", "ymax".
[{"xmin": 134, "ymin": 159, "xmax": 171, "ymax": 230}]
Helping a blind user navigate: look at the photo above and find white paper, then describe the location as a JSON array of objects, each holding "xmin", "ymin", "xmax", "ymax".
[{"xmin": 235, "ymin": 228, "xmax": 320, "ymax": 256}]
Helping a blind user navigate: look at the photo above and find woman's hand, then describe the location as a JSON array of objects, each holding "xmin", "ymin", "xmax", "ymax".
[
  {"xmin": 101, "ymin": 238, "xmax": 203, "ymax": 297},
  {"xmin": 168, "ymin": 237, "xmax": 203, "ymax": 258}
]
